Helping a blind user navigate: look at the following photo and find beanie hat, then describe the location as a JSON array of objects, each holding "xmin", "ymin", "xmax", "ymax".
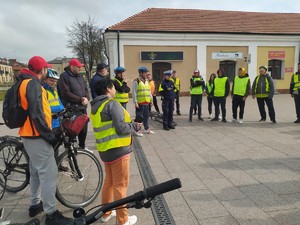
[{"xmin": 259, "ymin": 65, "xmax": 268, "ymax": 71}]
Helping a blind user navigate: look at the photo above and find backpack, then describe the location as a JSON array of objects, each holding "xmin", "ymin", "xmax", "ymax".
[{"xmin": 2, "ymin": 77, "xmax": 29, "ymax": 129}]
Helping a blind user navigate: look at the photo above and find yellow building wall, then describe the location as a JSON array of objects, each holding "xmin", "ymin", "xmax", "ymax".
[
  {"xmin": 206, "ymin": 46, "xmax": 249, "ymax": 81},
  {"xmin": 123, "ymin": 45, "xmax": 197, "ymax": 93},
  {"xmin": 257, "ymin": 46, "xmax": 295, "ymax": 91}
]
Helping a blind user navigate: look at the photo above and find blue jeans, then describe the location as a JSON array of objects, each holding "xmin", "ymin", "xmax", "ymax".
[{"xmin": 136, "ymin": 104, "xmax": 150, "ymax": 130}]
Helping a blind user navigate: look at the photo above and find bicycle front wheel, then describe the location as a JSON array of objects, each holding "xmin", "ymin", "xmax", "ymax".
[
  {"xmin": 0, "ymin": 139, "xmax": 29, "ymax": 193},
  {"xmin": 56, "ymin": 149, "xmax": 103, "ymax": 208}
]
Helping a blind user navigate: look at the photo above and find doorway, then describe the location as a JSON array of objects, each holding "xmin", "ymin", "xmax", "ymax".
[{"xmin": 219, "ymin": 60, "xmax": 236, "ymax": 82}]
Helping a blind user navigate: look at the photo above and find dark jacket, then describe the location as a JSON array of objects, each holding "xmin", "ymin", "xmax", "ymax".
[
  {"xmin": 57, "ymin": 66, "xmax": 90, "ymax": 109},
  {"xmin": 113, "ymin": 76, "xmax": 130, "ymax": 94},
  {"xmin": 159, "ymin": 79, "xmax": 176, "ymax": 100},
  {"xmin": 18, "ymin": 69, "xmax": 56, "ymax": 145},
  {"xmin": 90, "ymin": 73, "xmax": 107, "ymax": 99}
]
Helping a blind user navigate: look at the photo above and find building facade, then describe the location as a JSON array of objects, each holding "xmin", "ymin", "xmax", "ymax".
[{"xmin": 104, "ymin": 8, "xmax": 300, "ymax": 94}]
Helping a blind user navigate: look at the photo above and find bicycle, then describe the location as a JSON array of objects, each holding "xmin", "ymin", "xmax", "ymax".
[
  {"xmin": 8, "ymin": 178, "xmax": 181, "ymax": 225},
  {"xmin": 0, "ymin": 106, "xmax": 103, "ymax": 209}
]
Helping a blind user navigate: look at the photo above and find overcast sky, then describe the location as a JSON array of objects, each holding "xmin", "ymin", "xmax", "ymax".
[{"xmin": 1, "ymin": 0, "xmax": 300, "ymax": 63}]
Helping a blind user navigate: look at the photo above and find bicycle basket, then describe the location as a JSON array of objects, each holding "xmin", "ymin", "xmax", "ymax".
[{"xmin": 62, "ymin": 114, "xmax": 89, "ymax": 137}]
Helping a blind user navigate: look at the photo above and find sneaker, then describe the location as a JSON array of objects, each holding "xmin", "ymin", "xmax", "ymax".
[
  {"xmin": 122, "ymin": 215, "xmax": 137, "ymax": 225},
  {"xmin": 210, "ymin": 118, "xmax": 218, "ymax": 121},
  {"xmin": 28, "ymin": 201, "xmax": 43, "ymax": 217},
  {"xmin": 272, "ymin": 120, "xmax": 277, "ymax": 124},
  {"xmin": 294, "ymin": 119, "xmax": 300, "ymax": 123},
  {"xmin": 218, "ymin": 116, "xmax": 222, "ymax": 121},
  {"xmin": 238, "ymin": 120, "xmax": 243, "ymax": 124},
  {"xmin": 45, "ymin": 210, "xmax": 73, "ymax": 225},
  {"xmin": 177, "ymin": 112, "xmax": 181, "ymax": 115},
  {"xmin": 222, "ymin": 118, "xmax": 227, "ymax": 123},
  {"xmin": 163, "ymin": 127, "xmax": 170, "ymax": 131},
  {"xmin": 259, "ymin": 119, "xmax": 266, "ymax": 122},
  {"xmin": 168, "ymin": 125, "xmax": 175, "ymax": 129},
  {"xmin": 100, "ymin": 210, "xmax": 116, "ymax": 223},
  {"xmin": 198, "ymin": 117, "xmax": 204, "ymax": 121},
  {"xmin": 135, "ymin": 131, "xmax": 143, "ymax": 137},
  {"xmin": 230, "ymin": 119, "xmax": 237, "ymax": 123},
  {"xmin": 78, "ymin": 146, "xmax": 93, "ymax": 153},
  {"xmin": 144, "ymin": 129, "xmax": 154, "ymax": 134}
]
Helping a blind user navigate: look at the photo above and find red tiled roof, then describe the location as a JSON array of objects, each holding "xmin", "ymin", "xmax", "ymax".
[{"xmin": 107, "ymin": 8, "xmax": 300, "ymax": 34}]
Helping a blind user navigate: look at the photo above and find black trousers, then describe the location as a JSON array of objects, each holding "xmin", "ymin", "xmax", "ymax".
[
  {"xmin": 232, "ymin": 95, "xmax": 246, "ymax": 119},
  {"xmin": 78, "ymin": 108, "xmax": 88, "ymax": 148},
  {"xmin": 207, "ymin": 96, "xmax": 214, "ymax": 114},
  {"xmin": 256, "ymin": 97, "xmax": 276, "ymax": 121},
  {"xmin": 293, "ymin": 94, "xmax": 300, "ymax": 119},
  {"xmin": 213, "ymin": 97, "xmax": 226, "ymax": 119},
  {"xmin": 149, "ymin": 96, "xmax": 160, "ymax": 113},
  {"xmin": 174, "ymin": 91, "xmax": 180, "ymax": 113},
  {"xmin": 189, "ymin": 94, "xmax": 202, "ymax": 119},
  {"xmin": 162, "ymin": 99, "xmax": 174, "ymax": 127}
]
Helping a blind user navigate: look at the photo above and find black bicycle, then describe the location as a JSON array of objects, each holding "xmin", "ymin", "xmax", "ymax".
[
  {"xmin": 3, "ymin": 178, "xmax": 181, "ymax": 225},
  {"xmin": 0, "ymin": 106, "xmax": 103, "ymax": 209}
]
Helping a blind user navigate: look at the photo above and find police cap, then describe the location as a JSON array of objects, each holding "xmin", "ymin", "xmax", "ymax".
[{"xmin": 163, "ymin": 70, "xmax": 172, "ymax": 76}]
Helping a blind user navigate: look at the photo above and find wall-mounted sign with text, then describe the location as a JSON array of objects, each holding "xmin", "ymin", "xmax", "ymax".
[
  {"xmin": 268, "ymin": 51, "xmax": 285, "ymax": 59},
  {"xmin": 140, "ymin": 51, "xmax": 183, "ymax": 61},
  {"xmin": 212, "ymin": 52, "xmax": 243, "ymax": 60}
]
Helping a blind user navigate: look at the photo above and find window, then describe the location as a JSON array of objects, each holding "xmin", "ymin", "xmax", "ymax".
[
  {"xmin": 268, "ymin": 60, "xmax": 283, "ymax": 80},
  {"xmin": 219, "ymin": 60, "xmax": 236, "ymax": 82}
]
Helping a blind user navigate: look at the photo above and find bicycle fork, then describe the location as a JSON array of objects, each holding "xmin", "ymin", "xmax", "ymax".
[{"xmin": 66, "ymin": 146, "xmax": 84, "ymax": 181}]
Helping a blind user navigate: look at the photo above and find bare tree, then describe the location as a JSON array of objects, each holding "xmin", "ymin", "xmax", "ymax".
[{"xmin": 66, "ymin": 16, "xmax": 106, "ymax": 82}]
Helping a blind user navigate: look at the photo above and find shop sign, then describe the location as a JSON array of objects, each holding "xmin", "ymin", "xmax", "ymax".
[
  {"xmin": 140, "ymin": 51, "xmax": 183, "ymax": 61},
  {"xmin": 212, "ymin": 52, "xmax": 243, "ymax": 60},
  {"xmin": 285, "ymin": 67, "xmax": 293, "ymax": 73},
  {"xmin": 268, "ymin": 51, "xmax": 285, "ymax": 59}
]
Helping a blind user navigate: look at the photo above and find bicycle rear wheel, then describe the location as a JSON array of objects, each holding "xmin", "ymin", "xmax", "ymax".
[
  {"xmin": 56, "ymin": 149, "xmax": 103, "ymax": 208},
  {"xmin": 0, "ymin": 139, "xmax": 29, "ymax": 193}
]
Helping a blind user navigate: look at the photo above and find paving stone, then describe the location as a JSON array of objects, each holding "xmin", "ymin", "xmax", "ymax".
[{"xmin": 199, "ymin": 215, "xmax": 240, "ymax": 225}]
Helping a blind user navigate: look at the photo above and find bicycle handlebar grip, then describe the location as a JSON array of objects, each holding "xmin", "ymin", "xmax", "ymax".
[
  {"xmin": 144, "ymin": 178, "xmax": 182, "ymax": 199},
  {"xmin": 25, "ymin": 218, "xmax": 40, "ymax": 225}
]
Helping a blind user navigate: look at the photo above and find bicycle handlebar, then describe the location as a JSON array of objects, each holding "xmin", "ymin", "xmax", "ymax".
[{"xmin": 77, "ymin": 178, "xmax": 181, "ymax": 224}]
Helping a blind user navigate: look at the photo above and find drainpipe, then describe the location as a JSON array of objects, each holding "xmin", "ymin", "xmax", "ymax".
[{"xmin": 117, "ymin": 30, "xmax": 120, "ymax": 67}]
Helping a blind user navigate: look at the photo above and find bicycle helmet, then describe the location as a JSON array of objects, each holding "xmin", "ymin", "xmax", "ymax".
[
  {"xmin": 114, "ymin": 66, "xmax": 126, "ymax": 74},
  {"xmin": 47, "ymin": 68, "xmax": 60, "ymax": 80},
  {"xmin": 138, "ymin": 66, "xmax": 149, "ymax": 73}
]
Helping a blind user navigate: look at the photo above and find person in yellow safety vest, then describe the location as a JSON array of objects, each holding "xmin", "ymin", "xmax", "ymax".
[
  {"xmin": 189, "ymin": 69, "xmax": 205, "ymax": 122},
  {"xmin": 206, "ymin": 73, "xmax": 217, "ymax": 119},
  {"xmin": 90, "ymin": 78, "xmax": 141, "ymax": 225},
  {"xmin": 171, "ymin": 70, "xmax": 181, "ymax": 115},
  {"xmin": 211, "ymin": 68, "xmax": 230, "ymax": 123},
  {"xmin": 230, "ymin": 68, "xmax": 251, "ymax": 124},
  {"xmin": 147, "ymin": 73, "xmax": 160, "ymax": 113},
  {"xmin": 42, "ymin": 69, "xmax": 69, "ymax": 172},
  {"xmin": 289, "ymin": 62, "xmax": 300, "ymax": 123},
  {"xmin": 132, "ymin": 66, "xmax": 154, "ymax": 137},
  {"xmin": 252, "ymin": 65, "xmax": 276, "ymax": 123},
  {"xmin": 113, "ymin": 66, "xmax": 130, "ymax": 109}
]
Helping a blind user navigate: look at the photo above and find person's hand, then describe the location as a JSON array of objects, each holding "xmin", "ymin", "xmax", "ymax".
[
  {"xmin": 150, "ymin": 102, "xmax": 153, "ymax": 107},
  {"xmin": 81, "ymin": 97, "xmax": 89, "ymax": 106},
  {"xmin": 252, "ymin": 95, "xmax": 255, "ymax": 99},
  {"xmin": 123, "ymin": 76, "xmax": 127, "ymax": 83},
  {"xmin": 242, "ymin": 96, "xmax": 247, "ymax": 101},
  {"xmin": 135, "ymin": 103, "xmax": 139, "ymax": 108},
  {"xmin": 136, "ymin": 122, "xmax": 142, "ymax": 130},
  {"xmin": 203, "ymin": 92, "xmax": 207, "ymax": 97}
]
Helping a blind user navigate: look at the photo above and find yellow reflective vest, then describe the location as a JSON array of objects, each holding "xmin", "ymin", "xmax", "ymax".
[
  {"xmin": 233, "ymin": 76, "xmax": 250, "ymax": 96},
  {"xmin": 190, "ymin": 77, "xmax": 203, "ymax": 95},
  {"xmin": 114, "ymin": 78, "xmax": 129, "ymax": 103},
  {"xmin": 46, "ymin": 89, "xmax": 60, "ymax": 107},
  {"xmin": 293, "ymin": 73, "xmax": 300, "ymax": 91},
  {"xmin": 90, "ymin": 99, "xmax": 132, "ymax": 152},
  {"xmin": 214, "ymin": 77, "xmax": 228, "ymax": 97},
  {"xmin": 171, "ymin": 77, "xmax": 180, "ymax": 92},
  {"xmin": 136, "ymin": 79, "xmax": 151, "ymax": 103}
]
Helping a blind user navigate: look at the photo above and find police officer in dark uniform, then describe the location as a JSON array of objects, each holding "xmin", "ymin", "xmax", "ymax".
[{"xmin": 159, "ymin": 70, "xmax": 176, "ymax": 130}]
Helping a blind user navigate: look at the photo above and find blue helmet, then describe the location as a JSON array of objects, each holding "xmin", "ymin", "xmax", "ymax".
[
  {"xmin": 163, "ymin": 70, "xmax": 172, "ymax": 76},
  {"xmin": 47, "ymin": 68, "xmax": 59, "ymax": 80},
  {"xmin": 114, "ymin": 66, "xmax": 126, "ymax": 74},
  {"xmin": 138, "ymin": 66, "xmax": 149, "ymax": 73}
]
